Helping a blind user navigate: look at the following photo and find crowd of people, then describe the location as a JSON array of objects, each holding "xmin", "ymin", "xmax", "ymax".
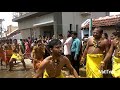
[{"xmin": 0, "ymin": 22, "xmax": 120, "ymax": 78}]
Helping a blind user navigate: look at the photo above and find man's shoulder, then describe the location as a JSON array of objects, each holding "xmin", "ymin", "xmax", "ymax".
[
  {"xmin": 69, "ymin": 37, "xmax": 72, "ymax": 39},
  {"xmin": 61, "ymin": 55, "xmax": 68, "ymax": 61},
  {"xmin": 87, "ymin": 36, "xmax": 93, "ymax": 41},
  {"xmin": 76, "ymin": 38, "xmax": 81, "ymax": 43},
  {"xmin": 103, "ymin": 39, "xmax": 110, "ymax": 43},
  {"xmin": 42, "ymin": 56, "xmax": 52, "ymax": 64},
  {"xmin": 44, "ymin": 56, "xmax": 52, "ymax": 60},
  {"xmin": 65, "ymin": 37, "xmax": 72, "ymax": 42},
  {"xmin": 111, "ymin": 39, "xmax": 117, "ymax": 45}
]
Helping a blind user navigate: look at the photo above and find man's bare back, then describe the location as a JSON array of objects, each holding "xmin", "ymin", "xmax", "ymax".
[{"xmin": 33, "ymin": 39, "xmax": 79, "ymax": 78}]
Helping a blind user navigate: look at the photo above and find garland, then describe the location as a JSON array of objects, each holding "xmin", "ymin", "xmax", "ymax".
[
  {"xmin": 116, "ymin": 40, "xmax": 120, "ymax": 57},
  {"xmin": 93, "ymin": 38, "xmax": 101, "ymax": 48},
  {"xmin": 54, "ymin": 59, "xmax": 60, "ymax": 65}
]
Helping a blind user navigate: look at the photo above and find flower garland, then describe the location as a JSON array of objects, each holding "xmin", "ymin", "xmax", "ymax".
[
  {"xmin": 116, "ymin": 40, "xmax": 120, "ymax": 57},
  {"xmin": 54, "ymin": 59, "xmax": 60, "ymax": 66},
  {"xmin": 93, "ymin": 38, "xmax": 101, "ymax": 48}
]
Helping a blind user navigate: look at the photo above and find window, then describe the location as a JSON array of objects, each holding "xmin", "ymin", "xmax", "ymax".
[
  {"xmin": 70, "ymin": 24, "xmax": 72, "ymax": 31},
  {"xmin": 76, "ymin": 24, "xmax": 78, "ymax": 33}
]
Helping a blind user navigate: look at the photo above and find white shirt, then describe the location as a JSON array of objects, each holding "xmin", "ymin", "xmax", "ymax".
[
  {"xmin": 64, "ymin": 37, "xmax": 73, "ymax": 55},
  {"xmin": 60, "ymin": 39, "xmax": 64, "ymax": 53}
]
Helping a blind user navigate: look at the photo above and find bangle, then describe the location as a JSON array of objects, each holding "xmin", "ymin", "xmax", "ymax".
[{"xmin": 101, "ymin": 61, "xmax": 104, "ymax": 64}]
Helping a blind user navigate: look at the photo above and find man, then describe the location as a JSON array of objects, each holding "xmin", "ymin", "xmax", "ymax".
[
  {"xmin": 8, "ymin": 39, "xmax": 26, "ymax": 71},
  {"xmin": 3, "ymin": 39, "xmax": 13, "ymax": 68},
  {"xmin": 101, "ymin": 22, "xmax": 120, "ymax": 78},
  {"xmin": 64, "ymin": 31, "xmax": 73, "ymax": 60},
  {"xmin": 82, "ymin": 35, "xmax": 88, "ymax": 54},
  {"xmin": 80, "ymin": 27, "xmax": 109, "ymax": 78},
  {"xmin": 58, "ymin": 34, "xmax": 64, "ymax": 55},
  {"xmin": 111, "ymin": 32, "xmax": 117, "ymax": 41},
  {"xmin": 0, "ymin": 40, "xmax": 4, "ymax": 66},
  {"xmin": 71, "ymin": 31, "xmax": 81, "ymax": 75},
  {"xmin": 33, "ymin": 39, "xmax": 79, "ymax": 78},
  {"xmin": 19, "ymin": 39, "xmax": 25, "ymax": 54},
  {"xmin": 31, "ymin": 39, "xmax": 45, "ymax": 72},
  {"xmin": 28, "ymin": 37, "xmax": 32, "ymax": 47}
]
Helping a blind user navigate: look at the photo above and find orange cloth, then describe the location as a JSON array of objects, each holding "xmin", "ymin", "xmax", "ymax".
[
  {"xmin": 0, "ymin": 48, "xmax": 5, "ymax": 60},
  {"xmin": 4, "ymin": 50, "xmax": 13, "ymax": 61},
  {"xmin": 34, "ymin": 58, "xmax": 43, "ymax": 71}
]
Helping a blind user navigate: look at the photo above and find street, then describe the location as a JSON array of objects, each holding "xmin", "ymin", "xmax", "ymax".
[
  {"xmin": 0, "ymin": 59, "xmax": 34, "ymax": 78},
  {"xmin": 0, "ymin": 59, "xmax": 86, "ymax": 78}
]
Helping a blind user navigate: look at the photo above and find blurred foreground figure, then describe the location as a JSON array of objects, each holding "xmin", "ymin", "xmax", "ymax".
[
  {"xmin": 33, "ymin": 39, "xmax": 79, "ymax": 78},
  {"xmin": 101, "ymin": 22, "xmax": 120, "ymax": 78}
]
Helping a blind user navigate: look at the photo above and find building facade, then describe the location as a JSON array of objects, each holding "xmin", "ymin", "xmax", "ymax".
[
  {"xmin": 81, "ymin": 14, "xmax": 120, "ymax": 38},
  {"xmin": 12, "ymin": 12, "xmax": 109, "ymax": 40},
  {"xmin": 0, "ymin": 19, "xmax": 5, "ymax": 38}
]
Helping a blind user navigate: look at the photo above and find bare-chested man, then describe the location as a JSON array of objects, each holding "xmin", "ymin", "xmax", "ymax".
[
  {"xmin": 3, "ymin": 39, "xmax": 13, "ymax": 68},
  {"xmin": 0, "ymin": 40, "xmax": 5, "ymax": 66},
  {"xmin": 33, "ymin": 39, "xmax": 79, "ymax": 78},
  {"xmin": 80, "ymin": 27, "xmax": 110, "ymax": 78},
  {"xmin": 31, "ymin": 39, "xmax": 45, "ymax": 72},
  {"xmin": 8, "ymin": 39, "xmax": 26, "ymax": 71},
  {"xmin": 101, "ymin": 22, "xmax": 120, "ymax": 78}
]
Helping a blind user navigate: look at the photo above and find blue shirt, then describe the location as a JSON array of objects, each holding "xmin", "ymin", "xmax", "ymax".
[{"xmin": 71, "ymin": 38, "xmax": 81, "ymax": 56}]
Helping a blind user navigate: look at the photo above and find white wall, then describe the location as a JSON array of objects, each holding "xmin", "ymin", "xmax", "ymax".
[
  {"xmin": 11, "ymin": 33, "xmax": 22, "ymax": 40},
  {"xmin": 62, "ymin": 12, "xmax": 108, "ymax": 39},
  {"xmin": 17, "ymin": 13, "xmax": 54, "ymax": 39},
  {"xmin": 62, "ymin": 12, "xmax": 81, "ymax": 39},
  {"xmin": 33, "ymin": 27, "xmax": 40, "ymax": 39},
  {"xmin": 91, "ymin": 12, "xmax": 108, "ymax": 19},
  {"xmin": 102, "ymin": 26, "xmax": 115, "ymax": 39},
  {"xmin": 20, "ymin": 29, "xmax": 31, "ymax": 39},
  {"xmin": 18, "ymin": 13, "xmax": 54, "ymax": 30},
  {"xmin": 62, "ymin": 12, "xmax": 74, "ymax": 38}
]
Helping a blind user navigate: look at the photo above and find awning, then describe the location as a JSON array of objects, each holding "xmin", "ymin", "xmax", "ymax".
[
  {"xmin": 81, "ymin": 19, "xmax": 90, "ymax": 28},
  {"xmin": 33, "ymin": 20, "xmax": 54, "ymax": 27},
  {"xmin": 7, "ymin": 29, "xmax": 20, "ymax": 37}
]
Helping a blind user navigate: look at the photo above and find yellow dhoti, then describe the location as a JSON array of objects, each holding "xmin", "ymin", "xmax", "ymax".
[
  {"xmin": 86, "ymin": 54, "xmax": 104, "ymax": 78},
  {"xmin": 111, "ymin": 56, "xmax": 120, "ymax": 78},
  {"xmin": 11, "ymin": 53, "xmax": 23, "ymax": 61},
  {"xmin": 43, "ymin": 70, "xmax": 65, "ymax": 78}
]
